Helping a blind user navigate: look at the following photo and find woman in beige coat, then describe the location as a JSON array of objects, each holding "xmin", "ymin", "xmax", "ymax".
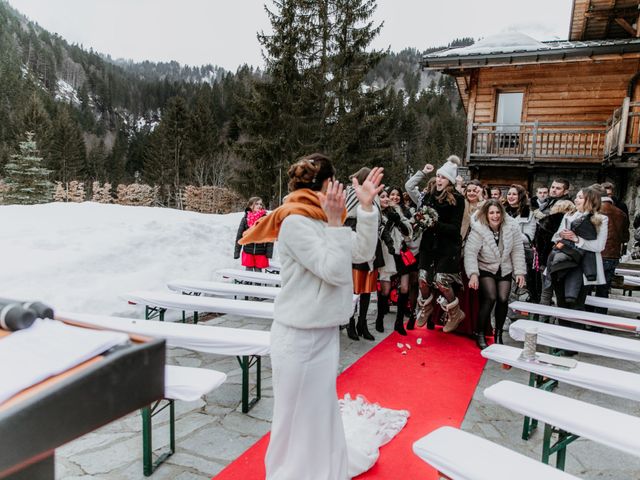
[{"xmin": 464, "ymin": 199, "xmax": 526, "ymax": 349}]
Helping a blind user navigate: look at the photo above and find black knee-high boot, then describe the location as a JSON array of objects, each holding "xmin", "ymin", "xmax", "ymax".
[
  {"xmin": 346, "ymin": 316, "xmax": 359, "ymax": 341},
  {"xmin": 356, "ymin": 294, "xmax": 374, "ymax": 341},
  {"xmin": 475, "ymin": 314, "xmax": 488, "ymax": 350},
  {"xmin": 394, "ymin": 292, "xmax": 408, "ymax": 336},
  {"xmin": 405, "ymin": 293, "xmax": 416, "ymax": 330},
  {"xmin": 494, "ymin": 316, "xmax": 504, "ymax": 345},
  {"xmin": 376, "ymin": 293, "xmax": 388, "ymax": 333}
]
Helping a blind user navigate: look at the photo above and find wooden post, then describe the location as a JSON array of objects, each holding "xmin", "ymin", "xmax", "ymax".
[
  {"xmin": 619, "ymin": 97, "xmax": 631, "ymax": 157},
  {"xmin": 530, "ymin": 121, "xmax": 538, "ymax": 165}
]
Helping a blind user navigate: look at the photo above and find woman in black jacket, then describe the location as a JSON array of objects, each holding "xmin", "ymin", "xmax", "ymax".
[
  {"xmin": 234, "ymin": 197, "xmax": 273, "ymax": 271},
  {"xmin": 406, "ymin": 156, "xmax": 466, "ymax": 333}
]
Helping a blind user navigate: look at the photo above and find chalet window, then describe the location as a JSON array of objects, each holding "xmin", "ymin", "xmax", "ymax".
[{"xmin": 495, "ymin": 91, "xmax": 524, "ymax": 149}]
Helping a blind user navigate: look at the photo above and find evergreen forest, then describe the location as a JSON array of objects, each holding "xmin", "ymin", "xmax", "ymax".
[{"xmin": 0, "ymin": 0, "xmax": 473, "ymax": 206}]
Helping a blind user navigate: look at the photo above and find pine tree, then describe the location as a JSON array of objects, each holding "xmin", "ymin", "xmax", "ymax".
[
  {"xmin": 324, "ymin": 0, "xmax": 389, "ymax": 176},
  {"xmin": 3, "ymin": 131, "xmax": 53, "ymax": 204},
  {"xmin": 48, "ymin": 106, "xmax": 86, "ymax": 184},
  {"xmin": 236, "ymin": 0, "xmax": 322, "ymax": 204}
]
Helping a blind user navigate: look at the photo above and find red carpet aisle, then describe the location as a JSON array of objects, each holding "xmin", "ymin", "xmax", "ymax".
[{"xmin": 213, "ymin": 328, "xmax": 486, "ymax": 479}]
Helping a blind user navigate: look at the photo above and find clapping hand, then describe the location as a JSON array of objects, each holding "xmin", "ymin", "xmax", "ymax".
[
  {"xmin": 318, "ymin": 180, "xmax": 346, "ymax": 227},
  {"xmin": 353, "ymin": 167, "xmax": 384, "ymax": 212}
]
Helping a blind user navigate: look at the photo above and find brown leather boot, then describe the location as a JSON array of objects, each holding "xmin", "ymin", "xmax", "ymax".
[
  {"xmin": 415, "ymin": 294, "xmax": 434, "ymax": 327},
  {"xmin": 442, "ymin": 297, "xmax": 465, "ymax": 333}
]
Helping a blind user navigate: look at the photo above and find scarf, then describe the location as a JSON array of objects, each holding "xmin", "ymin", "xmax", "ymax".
[
  {"xmin": 247, "ymin": 209, "xmax": 266, "ymax": 227},
  {"xmin": 238, "ymin": 188, "xmax": 346, "ymax": 245}
]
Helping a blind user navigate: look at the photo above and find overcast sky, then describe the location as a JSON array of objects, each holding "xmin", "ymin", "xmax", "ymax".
[{"xmin": 7, "ymin": 0, "xmax": 573, "ymax": 71}]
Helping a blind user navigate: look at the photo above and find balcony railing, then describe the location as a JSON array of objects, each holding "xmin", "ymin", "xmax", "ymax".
[
  {"xmin": 466, "ymin": 121, "xmax": 607, "ymax": 164},
  {"xmin": 604, "ymin": 98, "xmax": 640, "ymax": 160}
]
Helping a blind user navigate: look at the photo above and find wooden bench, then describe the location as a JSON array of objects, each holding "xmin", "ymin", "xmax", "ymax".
[
  {"xmin": 413, "ymin": 426, "xmax": 579, "ymax": 479},
  {"xmin": 509, "ymin": 320, "xmax": 640, "ymax": 362},
  {"xmin": 482, "ymin": 343, "xmax": 640, "ymax": 441},
  {"xmin": 143, "ymin": 365, "xmax": 226, "ymax": 476},
  {"xmin": 509, "ymin": 301, "xmax": 640, "ymax": 332},
  {"xmin": 485, "ymin": 380, "xmax": 640, "ymax": 471},
  {"xmin": 167, "ymin": 279, "xmax": 280, "ymax": 300},
  {"xmin": 216, "ymin": 268, "xmax": 282, "ymax": 286},
  {"xmin": 56, "ymin": 311, "xmax": 269, "ymax": 415},
  {"xmin": 585, "ymin": 295, "xmax": 640, "ymax": 315},
  {"xmin": 125, "ymin": 290, "xmax": 274, "ymax": 323}
]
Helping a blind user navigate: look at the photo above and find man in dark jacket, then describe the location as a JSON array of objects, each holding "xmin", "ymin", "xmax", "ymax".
[
  {"xmin": 601, "ymin": 181, "xmax": 629, "ymax": 218},
  {"xmin": 532, "ymin": 178, "xmax": 570, "ymax": 313},
  {"xmin": 530, "ymin": 185, "xmax": 549, "ymax": 211}
]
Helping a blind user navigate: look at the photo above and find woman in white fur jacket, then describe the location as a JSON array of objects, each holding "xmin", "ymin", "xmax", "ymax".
[
  {"xmin": 464, "ymin": 199, "xmax": 526, "ymax": 349},
  {"xmin": 240, "ymin": 153, "xmax": 384, "ymax": 480}
]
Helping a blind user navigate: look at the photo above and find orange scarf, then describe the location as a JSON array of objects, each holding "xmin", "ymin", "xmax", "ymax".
[{"xmin": 238, "ymin": 189, "xmax": 346, "ymax": 245}]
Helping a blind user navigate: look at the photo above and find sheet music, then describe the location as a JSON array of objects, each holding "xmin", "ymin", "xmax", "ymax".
[{"xmin": 0, "ymin": 319, "xmax": 129, "ymax": 404}]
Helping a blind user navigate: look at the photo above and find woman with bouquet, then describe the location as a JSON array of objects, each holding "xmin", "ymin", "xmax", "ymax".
[{"xmin": 405, "ymin": 156, "xmax": 466, "ymax": 332}]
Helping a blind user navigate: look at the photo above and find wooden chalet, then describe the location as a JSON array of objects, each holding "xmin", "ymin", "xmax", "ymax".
[{"xmin": 421, "ymin": 0, "xmax": 640, "ymax": 194}]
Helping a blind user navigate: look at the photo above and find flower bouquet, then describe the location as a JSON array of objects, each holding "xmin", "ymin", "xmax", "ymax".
[{"xmin": 413, "ymin": 205, "xmax": 439, "ymax": 233}]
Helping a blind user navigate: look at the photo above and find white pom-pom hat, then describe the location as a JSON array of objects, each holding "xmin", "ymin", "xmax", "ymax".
[{"xmin": 436, "ymin": 155, "xmax": 461, "ymax": 185}]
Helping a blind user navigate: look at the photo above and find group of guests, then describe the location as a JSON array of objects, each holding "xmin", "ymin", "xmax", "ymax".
[
  {"xmin": 234, "ymin": 156, "xmax": 630, "ymax": 351},
  {"xmin": 340, "ymin": 157, "xmax": 629, "ymax": 350}
]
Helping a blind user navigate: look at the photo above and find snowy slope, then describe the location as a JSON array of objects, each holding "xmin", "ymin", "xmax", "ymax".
[{"xmin": 0, "ymin": 203, "xmax": 243, "ymax": 318}]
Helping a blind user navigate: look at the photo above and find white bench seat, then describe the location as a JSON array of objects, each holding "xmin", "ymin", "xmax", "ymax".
[
  {"xmin": 585, "ymin": 295, "xmax": 640, "ymax": 315},
  {"xmin": 125, "ymin": 290, "xmax": 275, "ymax": 320},
  {"xmin": 509, "ymin": 301, "xmax": 640, "ymax": 332},
  {"xmin": 481, "ymin": 344, "xmax": 640, "ymax": 402},
  {"xmin": 164, "ymin": 365, "xmax": 227, "ymax": 402},
  {"xmin": 143, "ymin": 365, "xmax": 226, "ymax": 475},
  {"xmin": 216, "ymin": 268, "xmax": 282, "ymax": 286},
  {"xmin": 56, "ymin": 311, "xmax": 270, "ymax": 356},
  {"xmin": 56, "ymin": 311, "xmax": 268, "ymax": 416},
  {"xmin": 622, "ymin": 275, "xmax": 640, "ymax": 286},
  {"xmin": 168, "ymin": 279, "xmax": 280, "ymax": 299},
  {"xmin": 509, "ymin": 320, "xmax": 640, "ymax": 362},
  {"xmin": 413, "ymin": 426, "xmax": 579, "ymax": 480},
  {"xmin": 615, "ymin": 268, "xmax": 640, "ymax": 277},
  {"xmin": 485, "ymin": 381, "xmax": 640, "ymax": 462}
]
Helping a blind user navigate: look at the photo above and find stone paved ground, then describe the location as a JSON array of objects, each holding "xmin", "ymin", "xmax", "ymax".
[{"xmin": 56, "ymin": 305, "xmax": 640, "ymax": 479}]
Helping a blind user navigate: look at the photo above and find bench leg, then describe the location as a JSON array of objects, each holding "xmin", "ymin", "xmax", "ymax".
[
  {"xmin": 141, "ymin": 400, "xmax": 176, "ymax": 476},
  {"xmin": 237, "ymin": 355, "xmax": 262, "ymax": 413},
  {"xmin": 145, "ymin": 306, "xmax": 166, "ymax": 322},
  {"xmin": 522, "ymin": 373, "xmax": 558, "ymax": 440},
  {"xmin": 541, "ymin": 423, "xmax": 578, "ymax": 471}
]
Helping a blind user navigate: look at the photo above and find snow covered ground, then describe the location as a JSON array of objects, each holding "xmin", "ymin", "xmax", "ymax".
[{"xmin": 0, "ymin": 202, "xmax": 243, "ymax": 318}]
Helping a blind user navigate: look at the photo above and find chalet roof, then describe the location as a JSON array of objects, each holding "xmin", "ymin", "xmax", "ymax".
[
  {"xmin": 570, "ymin": 0, "xmax": 640, "ymax": 41},
  {"xmin": 422, "ymin": 36, "xmax": 640, "ymax": 70}
]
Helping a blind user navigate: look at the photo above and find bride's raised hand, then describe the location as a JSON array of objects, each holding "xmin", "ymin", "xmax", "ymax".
[
  {"xmin": 317, "ymin": 180, "xmax": 346, "ymax": 227},
  {"xmin": 353, "ymin": 167, "xmax": 384, "ymax": 212}
]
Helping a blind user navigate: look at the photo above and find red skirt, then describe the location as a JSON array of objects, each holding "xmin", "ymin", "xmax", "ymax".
[
  {"xmin": 242, "ymin": 252, "xmax": 269, "ymax": 269},
  {"xmin": 352, "ymin": 269, "xmax": 378, "ymax": 294}
]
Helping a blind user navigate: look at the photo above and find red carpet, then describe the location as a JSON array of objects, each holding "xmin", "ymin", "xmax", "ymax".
[{"xmin": 213, "ymin": 328, "xmax": 487, "ymax": 479}]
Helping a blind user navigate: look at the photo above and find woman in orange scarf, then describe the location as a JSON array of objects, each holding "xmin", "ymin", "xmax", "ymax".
[{"xmin": 241, "ymin": 153, "xmax": 383, "ymax": 479}]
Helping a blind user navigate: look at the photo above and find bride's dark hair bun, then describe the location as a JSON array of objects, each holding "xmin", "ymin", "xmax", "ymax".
[{"xmin": 288, "ymin": 153, "xmax": 335, "ymax": 192}]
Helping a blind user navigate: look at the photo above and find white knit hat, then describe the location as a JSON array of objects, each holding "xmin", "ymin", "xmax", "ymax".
[{"xmin": 436, "ymin": 155, "xmax": 461, "ymax": 185}]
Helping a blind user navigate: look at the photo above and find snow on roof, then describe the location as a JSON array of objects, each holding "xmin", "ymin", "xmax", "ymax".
[{"xmin": 431, "ymin": 33, "xmax": 549, "ymax": 58}]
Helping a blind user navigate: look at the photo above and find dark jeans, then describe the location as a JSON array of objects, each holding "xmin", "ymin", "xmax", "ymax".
[
  {"xmin": 551, "ymin": 269, "xmax": 587, "ymax": 330},
  {"xmin": 586, "ymin": 258, "xmax": 619, "ymax": 315}
]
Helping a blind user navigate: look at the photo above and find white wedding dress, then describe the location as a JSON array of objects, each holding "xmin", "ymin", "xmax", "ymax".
[{"xmin": 340, "ymin": 394, "xmax": 410, "ymax": 478}]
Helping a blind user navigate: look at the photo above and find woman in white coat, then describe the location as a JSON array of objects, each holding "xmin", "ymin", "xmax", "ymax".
[
  {"xmin": 464, "ymin": 199, "xmax": 527, "ymax": 349},
  {"xmin": 239, "ymin": 153, "xmax": 384, "ymax": 480}
]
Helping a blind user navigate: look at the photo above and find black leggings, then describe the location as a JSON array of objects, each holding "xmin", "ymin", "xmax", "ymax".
[{"xmin": 478, "ymin": 272, "xmax": 512, "ymax": 333}]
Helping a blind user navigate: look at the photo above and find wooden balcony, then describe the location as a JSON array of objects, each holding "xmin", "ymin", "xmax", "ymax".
[
  {"xmin": 604, "ymin": 98, "xmax": 640, "ymax": 161},
  {"xmin": 466, "ymin": 121, "xmax": 607, "ymax": 166}
]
